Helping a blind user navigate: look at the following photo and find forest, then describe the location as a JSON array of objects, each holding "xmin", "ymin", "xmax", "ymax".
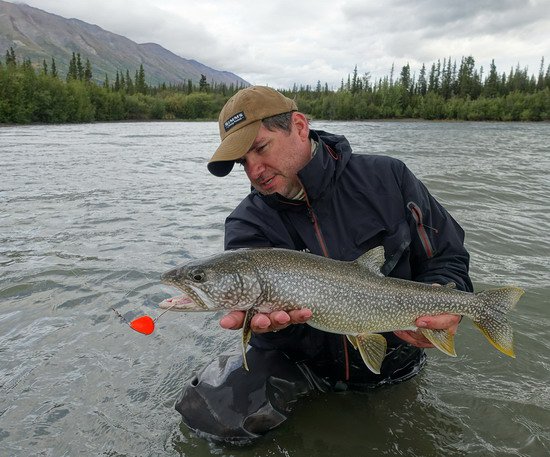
[{"xmin": 1, "ymin": 48, "xmax": 549, "ymax": 123}]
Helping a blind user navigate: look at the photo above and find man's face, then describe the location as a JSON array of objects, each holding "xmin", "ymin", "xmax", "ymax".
[{"xmin": 237, "ymin": 113, "xmax": 311, "ymax": 198}]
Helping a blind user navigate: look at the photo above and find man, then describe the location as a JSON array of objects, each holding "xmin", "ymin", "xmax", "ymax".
[{"xmin": 175, "ymin": 86, "xmax": 472, "ymax": 443}]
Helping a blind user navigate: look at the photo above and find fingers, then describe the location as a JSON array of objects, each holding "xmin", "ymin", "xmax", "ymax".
[
  {"xmin": 394, "ymin": 330, "xmax": 435, "ymax": 348},
  {"xmin": 395, "ymin": 313, "xmax": 462, "ymax": 348},
  {"xmin": 416, "ymin": 313, "xmax": 461, "ymax": 335},
  {"xmin": 252, "ymin": 311, "xmax": 288, "ymax": 333},
  {"xmin": 219, "ymin": 309, "xmax": 313, "ymax": 333},
  {"xmin": 252, "ymin": 309, "xmax": 313, "ymax": 334},
  {"xmin": 219, "ymin": 310, "xmax": 245, "ymax": 330}
]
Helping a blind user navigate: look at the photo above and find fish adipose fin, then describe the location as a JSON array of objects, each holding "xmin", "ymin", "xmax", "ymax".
[
  {"xmin": 473, "ymin": 286, "xmax": 524, "ymax": 358},
  {"xmin": 355, "ymin": 246, "xmax": 386, "ymax": 277},
  {"xmin": 354, "ymin": 333, "xmax": 387, "ymax": 374},
  {"xmin": 241, "ymin": 309, "xmax": 257, "ymax": 371},
  {"xmin": 420, "ymin": 328, "xmax": 457, "ymax": 356}
]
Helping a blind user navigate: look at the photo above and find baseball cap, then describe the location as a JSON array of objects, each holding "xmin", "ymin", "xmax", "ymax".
[{"xmin": 207, "ymin": 86, "xmax": 298, "ymax": 177}]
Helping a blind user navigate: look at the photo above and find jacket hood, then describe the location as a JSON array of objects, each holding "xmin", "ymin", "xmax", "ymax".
[{"xmin": 257, "ymin": 129, "xmax": 353, "ymax": 210}]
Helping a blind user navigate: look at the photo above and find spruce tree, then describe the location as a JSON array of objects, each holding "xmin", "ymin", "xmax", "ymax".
[
  {"xmin": 125, "ymin": 69, "xmax": 134, "ymax": 94},
  {"xmin": 76, "ymin": 53, "xmax": 84, "ymax": 80},
  {"xmin": 6, "ymin": 47, "xmax": 16, "ymax": 66},
  {"xmin": 67, "ymin": 52, "xmax": 77, "ymax": 81},
  {"xmin": 418, "ymin": 63, "xmax": 427, "ymax": 96},
  {"xmin": 136, "ymin": 64, "xmax": 146, "ymax": 94},
  {"xmin": 114, "ymin": 71, "xmax": 121, "ymax": 91},
  {"xmin": 51, "ymin": 58, "xmax": 58, "ymax": 78},
  {"xmin": 84, "ymin": 59, "xmax": 93, "ymax": 83}
]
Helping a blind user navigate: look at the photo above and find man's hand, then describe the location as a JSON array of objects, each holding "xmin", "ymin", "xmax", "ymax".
[
  {"xmin": 394, "ymin": 313, "xmax": 461, "ymax": 348},
  {"xmin": 220, "ymin": 309, "xmax": 312, "ymax": 333}
]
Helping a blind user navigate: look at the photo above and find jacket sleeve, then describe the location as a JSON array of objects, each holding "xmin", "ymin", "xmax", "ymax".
[{"xmin": 399, "ymin": 163, "xmax": 473, "ymax": 292}]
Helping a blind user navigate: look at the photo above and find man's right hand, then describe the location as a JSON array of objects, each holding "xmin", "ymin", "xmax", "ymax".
[{"xmin": 219, "ymin": 309, "xmax": 312, "ymax": 333}]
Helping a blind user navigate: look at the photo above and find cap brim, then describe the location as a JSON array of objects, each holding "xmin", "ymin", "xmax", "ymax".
[
  {"xmin": 207, "ymin": 120, "xmax": 261, "ymax": 176},
  {"xmin": 207, "ymin": 160, "xmax": 235, "ymax": 177}
]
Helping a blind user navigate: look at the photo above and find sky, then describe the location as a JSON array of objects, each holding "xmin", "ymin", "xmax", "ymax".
[{"xmin": 8, "ymin": 0, "xmax": 550, "ymax": 88}]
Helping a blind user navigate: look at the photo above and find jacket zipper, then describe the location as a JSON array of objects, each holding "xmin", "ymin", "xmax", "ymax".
[
  {"xmin": 407, "ymin": 201, "xmax": 436, "ymax": 258},
  {"xmin": 300, "ymin": 180, "xmax": 350, "ymax": 381}
]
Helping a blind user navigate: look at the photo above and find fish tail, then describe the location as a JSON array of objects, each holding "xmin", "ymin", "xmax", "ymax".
[{"xmin": 472, "ymin": 286, "xmax": 524, "ymax": 358}]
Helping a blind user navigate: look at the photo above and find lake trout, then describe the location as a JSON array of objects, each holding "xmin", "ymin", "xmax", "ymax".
[{"xmin": 159, "ymin": 247, "xmax": 524, "ymax": 374}]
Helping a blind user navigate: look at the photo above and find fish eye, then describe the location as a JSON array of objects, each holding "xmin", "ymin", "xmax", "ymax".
[{"xmin": 189, "ymin": 270, "xmax": 205, "ymax": 282}]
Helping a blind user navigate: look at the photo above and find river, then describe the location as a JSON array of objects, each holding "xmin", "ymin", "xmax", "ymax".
[{"xmin": 1, "ymin": 120, "xmax": 549, "ymax": 456}]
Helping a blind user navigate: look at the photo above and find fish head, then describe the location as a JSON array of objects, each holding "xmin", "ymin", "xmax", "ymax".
[{"xmin": 159, "ymin": 250, "xmax": 261, "ymax": 312}]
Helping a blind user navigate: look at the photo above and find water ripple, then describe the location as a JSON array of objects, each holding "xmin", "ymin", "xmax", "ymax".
[{"xmin": 1, "ymin": 121, "xmax": 549, "ymax": 456}]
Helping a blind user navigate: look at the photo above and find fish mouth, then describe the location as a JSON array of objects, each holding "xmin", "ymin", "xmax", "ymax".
[
  {"xmin": 159, "ymin": 283, "xmax": 214, "ymax": 311},
  {"xmin": 159, "ymin": 294, "xmax": 197, "ymax": 311}
]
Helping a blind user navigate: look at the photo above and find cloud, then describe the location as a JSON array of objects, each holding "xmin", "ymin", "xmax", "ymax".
[{"xmin": 6, "ymin": 0, "xmax": 550, "ymax": 87}]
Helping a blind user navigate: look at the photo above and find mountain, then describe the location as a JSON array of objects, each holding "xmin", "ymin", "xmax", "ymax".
[{"xmin": 0, "ymin": 1, "xmax": 249, "ymax": 87}]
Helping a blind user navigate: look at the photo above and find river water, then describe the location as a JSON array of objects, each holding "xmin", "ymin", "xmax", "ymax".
[{"xmin": 1, "ymin": 120, "xmax": 549, "ymax": 456}]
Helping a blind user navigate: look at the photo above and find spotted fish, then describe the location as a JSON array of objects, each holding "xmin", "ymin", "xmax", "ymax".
[{"xmin": 159, "ymin": 247, "xmax": 524, "ymax": 373}]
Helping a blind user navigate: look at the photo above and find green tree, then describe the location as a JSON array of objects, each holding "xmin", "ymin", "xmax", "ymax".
[
  {"xmin": 417, "ymin": 64, "xmax": 427, "ymax": 96},
  {"xmin": 76, "ymin": 53, "xmax": 84, "ymax": 81},
  {"xmin": 5, "ymin": 47, "xmax": 16, "ymax": 66},
  {"xmin": 67, "ymin": 53, "xmax": 78, "ymax": 81},
  {"xmin": 114, "ymin": 71, "xmax": 121, "ymax": 91},
  {"xmin": 51, "ymin": 58, "xmax": 58, "ymax": 78},
  {"xmin": 125, "ymin": 69, "xmax": 134, "ymax": 94},
  {"xmin": 484, "ymin": 59, "xmax": 499, "ymax": 98},
  {"xmin": 199, "ymin": 74, "xmax": 209, "ymax": 92},
  {"xmin": 135, "ymin": 64, "xmax": 147, "ymax": 94},
  {"xmin": 455, "ymin": 56, "xmax": 475, "ymax": 97},
  {"xmin": 84, "ymin": 58, "xmax": 93, "ymax": 83}
]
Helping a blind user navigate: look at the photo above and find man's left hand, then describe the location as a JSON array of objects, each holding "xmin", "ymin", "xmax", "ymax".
[{"xmin": 394, "ymin": 313, "xmax": 461, "ymax": 348}]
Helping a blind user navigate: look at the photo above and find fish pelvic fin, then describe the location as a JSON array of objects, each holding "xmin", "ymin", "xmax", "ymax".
[
  {"xmin": 473, "ymin": 286, "xmax": 524, "ymax": 358},
  {"xmin": 355, "ymin": 246, "xmax": 385, "ymax": 277},
  {"xmin": 354, "ymin": 333, "xmax": 387, "ymax": 375},
  {"xmin": 241, "ymin": 309, "xmax": 257, "ymax": 371},
  {"xmin": 347, "ymin": 335, "xmax": 358, "ymax": 350},
  {"xmin": 420, "ymin": 329, "xmax": 457, "ymax": 357}
]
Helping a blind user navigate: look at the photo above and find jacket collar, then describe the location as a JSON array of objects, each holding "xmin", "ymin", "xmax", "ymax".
[{"xmin": 256, "ymin": 129, "xmax": 352, "ymax": 210}]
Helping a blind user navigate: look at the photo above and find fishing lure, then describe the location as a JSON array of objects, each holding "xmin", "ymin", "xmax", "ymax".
[{"xmin": 112, "ymin": 300, "xmax": 178, "ymax": 335}]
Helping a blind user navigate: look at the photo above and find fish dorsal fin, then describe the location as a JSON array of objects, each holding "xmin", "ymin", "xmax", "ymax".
[{"xmin": 355, "ymin": 246, "xmax": 386, "ymax": 277}]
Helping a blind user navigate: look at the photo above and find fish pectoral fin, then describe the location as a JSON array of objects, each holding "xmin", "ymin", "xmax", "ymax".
[
  {"xmin": 347, "ymin": 335, "xmax": 358, "ymax": 350},
  {"xmin": 420, "ymin": 328, "xmax": 457, "ymax": 357},
  {"xmin": 241, "ymin": 309, "xmax": 257, "ymax": 371},
  {"xmin": 444, "ymin": 282, "xmax": 457, "ymax": 289},
  {"xmin": 355, "ymin": 333, "xmax": 387, "ymax": 375}
]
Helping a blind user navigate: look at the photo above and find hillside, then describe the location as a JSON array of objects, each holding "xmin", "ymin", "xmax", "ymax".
[{"xmin": 0, "ymin": 1, "xmax": 249, "ymax": 87}]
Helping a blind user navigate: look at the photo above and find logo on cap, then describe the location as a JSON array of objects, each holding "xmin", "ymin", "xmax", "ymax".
[{"xmin": 224, "ymin": 112, "xmax": 246, "ymax": 132}]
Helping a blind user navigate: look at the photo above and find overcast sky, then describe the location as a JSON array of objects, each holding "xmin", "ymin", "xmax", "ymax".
[{"xmin": 9, "ymin": 0, "xmax": 550, "ymax": 88}]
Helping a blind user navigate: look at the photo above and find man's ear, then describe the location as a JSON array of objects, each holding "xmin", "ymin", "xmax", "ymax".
[{"xmin": 291, "ymin": 112, "xmax": 310, "ymax": 141}]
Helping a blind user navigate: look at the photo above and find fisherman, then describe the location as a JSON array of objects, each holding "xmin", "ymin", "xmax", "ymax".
[{"xmin": 175, "ymin": 86, "xmax": 473, "ymax": 442}]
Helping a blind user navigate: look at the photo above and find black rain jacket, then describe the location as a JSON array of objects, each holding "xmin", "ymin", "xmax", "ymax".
[{"xmin": 224, "ymin": 129, "xmax": 473, "ymax": 384}]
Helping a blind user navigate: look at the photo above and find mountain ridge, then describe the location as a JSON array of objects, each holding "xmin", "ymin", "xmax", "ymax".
[{"xmin": 0, "ymin": 1, "xmax": 249, "ymax": 87}]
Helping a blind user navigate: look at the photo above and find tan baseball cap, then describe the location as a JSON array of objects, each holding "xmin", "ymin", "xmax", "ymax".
[{"xmin": 207, "ymin": 86, "xmax": 298, "ymax": 177}]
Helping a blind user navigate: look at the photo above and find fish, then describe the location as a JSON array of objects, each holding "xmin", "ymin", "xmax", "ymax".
[{"xmin": 159, "ymin": 247, "xmax": 524, "ymax": 374}]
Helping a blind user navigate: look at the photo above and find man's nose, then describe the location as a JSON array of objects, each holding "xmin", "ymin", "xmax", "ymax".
[{"xmin": 244, "ymin": 155, "xmax": 264, "ymax": 180}]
